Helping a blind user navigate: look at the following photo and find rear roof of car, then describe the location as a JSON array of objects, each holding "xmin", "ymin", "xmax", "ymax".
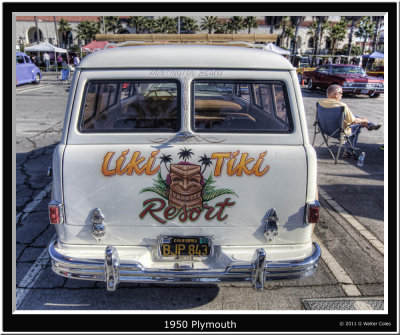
[{"xmin": 78, "ymin": 45, "xmax": 294, "ymax": 70}]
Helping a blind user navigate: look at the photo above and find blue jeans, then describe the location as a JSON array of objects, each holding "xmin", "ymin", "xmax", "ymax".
[{"xmin": 346, "ymin": 115, "xmax": 373, "ymax": 150}]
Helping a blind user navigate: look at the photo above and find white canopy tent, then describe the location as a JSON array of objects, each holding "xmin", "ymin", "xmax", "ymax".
[
  {"xmin": 264, "ymin": 43, "xmax": 291, "ymax": 56},
  {"xmin": 25, "ymin": 42, "xmax": 68, "ymax": 71}
]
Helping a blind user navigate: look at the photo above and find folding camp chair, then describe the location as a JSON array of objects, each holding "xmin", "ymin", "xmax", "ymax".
[{"xmin": 312, "ymin": 102, "xmax": 357, "ymax": 164}]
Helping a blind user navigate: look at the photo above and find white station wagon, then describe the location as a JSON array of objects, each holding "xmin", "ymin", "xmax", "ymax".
[{"xmin": 48, "ymin": 43, "xmax": 321, "ymax": 291}]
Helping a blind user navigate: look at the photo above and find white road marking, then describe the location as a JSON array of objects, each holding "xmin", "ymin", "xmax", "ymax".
[
  {"xmin": 16, "ymin": 182, "xmax": 54, "ymax": 309},
  {"xmin": 16, "ymin": 84, "xmax": 55, "ymax": 93},
  {"xmin": 16, "ymin": 234, "xmax": 56, "ymax": 309},
  {"xmin": 318, "ymin": 188, "xmax": 384, "ymax": 255},
  {"xmin": 16, "ymin": 182, "xmax": 52, "ymax": 224},
  {"xmin": 313, "ymin": 233, "xmax": 362, "ymax": 296}
]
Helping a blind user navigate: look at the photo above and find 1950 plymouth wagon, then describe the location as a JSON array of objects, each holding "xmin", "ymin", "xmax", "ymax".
[{"xmin": 48, "ymin": 43, "xmax": 321, "ymax": 291}]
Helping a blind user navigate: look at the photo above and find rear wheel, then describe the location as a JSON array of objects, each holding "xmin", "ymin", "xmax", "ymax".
[
  {"xmin": 370, "ymin": 93, "xmax": 381, "ymax": 98},
  {"xmin": 307, "ymin": 78, "xmax": 315, "ymax": 90}
]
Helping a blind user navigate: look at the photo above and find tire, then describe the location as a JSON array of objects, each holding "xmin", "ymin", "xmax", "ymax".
[
  {"xmin": 33, "ymin": 73, "xmax": 41, "ymax": 84},
  {"xmin": 370, "ymin": 93, "xmax": 381, "ymax": 98},
  {"xmin": 307, "ymin": 78, "xmax": 315, "ymax": 90}
]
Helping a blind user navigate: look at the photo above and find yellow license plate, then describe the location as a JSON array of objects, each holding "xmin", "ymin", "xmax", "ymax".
[{"xmin": 160, "ymin": 237, "xmax": 210, "ymax": 257}]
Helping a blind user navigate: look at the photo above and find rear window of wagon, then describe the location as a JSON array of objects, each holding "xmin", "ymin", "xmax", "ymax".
[
  {"xmin": 192, "ymin": 80, "xmax": 293, "ymax": 133},
  {"xmin": 79, "ymin": 80, "xmax": 181, "ymax": 133}
]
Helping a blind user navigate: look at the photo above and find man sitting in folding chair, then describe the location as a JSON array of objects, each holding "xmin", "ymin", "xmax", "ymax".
[{"xmin": 314, "ymin": 84, "xmax": 382, "ymax": 163}]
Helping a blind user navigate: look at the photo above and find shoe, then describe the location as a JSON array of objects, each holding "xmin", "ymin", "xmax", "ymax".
[
  {"xmin": 341, "ymin": 151, "xmax": 352, "ymax": 158},
  {"xmin": 368, "ymin": 123, "xmax": 382, "ymax": 131}
]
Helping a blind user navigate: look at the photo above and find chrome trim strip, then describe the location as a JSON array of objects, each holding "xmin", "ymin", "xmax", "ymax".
[{"xmin": 49, "ymin": 241, "xmax": 321, "ymax": 290}]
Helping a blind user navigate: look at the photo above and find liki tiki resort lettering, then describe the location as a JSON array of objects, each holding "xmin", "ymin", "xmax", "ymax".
[
  {"xmin": 101, "ymin": 149, "xmax": 270, "ymax": 177},
  {"xmin": 101, "ymin": 148, "xmax": 270, "ymax": 224}
]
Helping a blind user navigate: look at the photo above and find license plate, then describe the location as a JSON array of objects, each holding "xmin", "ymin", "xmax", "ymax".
[
  {"xmin": 361, "ymin": 89, "xmax": 370, "ymax": 94},
  {"xmin": 160, "ymin": 236, "xmax": 210, "ymax": 257}
]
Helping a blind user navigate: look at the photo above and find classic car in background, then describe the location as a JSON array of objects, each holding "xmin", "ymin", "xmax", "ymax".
[
  {"xmin": 296, "ymin": 66, "xmax": 316, "ymax": 83},
  {"xmin": 302, "ymin": 64, "xmax": 384, "ymax": 98},
  {"xmin": 366, "ymin": 66, "xmax": 384, "ymax": 78},
  {"xmin": 16, "ymin": 52, "xmax": 42, "ymax": 86}
]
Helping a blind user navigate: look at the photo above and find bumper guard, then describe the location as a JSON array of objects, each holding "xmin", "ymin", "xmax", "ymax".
[{"xmin": 49, "ymin": 241, "xmax": 321, "ymax": 292}]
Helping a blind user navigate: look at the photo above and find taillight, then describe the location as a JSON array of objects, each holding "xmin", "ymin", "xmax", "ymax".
[
  {"xmin": 48, "ymin": 201, "xmax": 64, "ymax": 224},
  {"xmin": 306, "ymin": 200, "xmax": 320, "ymax": 223}
]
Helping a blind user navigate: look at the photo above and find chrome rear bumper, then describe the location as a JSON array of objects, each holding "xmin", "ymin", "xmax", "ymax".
[{"xmin": 48, "ymin": 241, "xmax": 321, "ymax": 291}]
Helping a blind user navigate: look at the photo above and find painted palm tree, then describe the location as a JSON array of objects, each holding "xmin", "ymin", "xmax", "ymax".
[
  {"xmin": 355, "ymin": 16, "xmax": 376, "ymax": 54},
  {"xmin": 198, "ymin": 154, "xmax": 213, "ymax": 173},
  {"xmin": 200, "ymin": 16, "xmax": 218, "ymax": 33},
  {"xmin": 105, "ymin": 16, "xmax": 122, "ymax": 34},
  {"xmin": 243, "ymin": 16, "xmax": 258, "ymax": 34},
  {"xmin": 127, "ymin": 16, "xmax": 146, "ymax": 34},
  {"xmin": 178, "ymin": 148, "xmax": 194, "ymax": 162},
  {"xmin": 159, "ymin": 154, "xmax": 172, "ymax": 172},
  {"xmin": 182, "ymin": 17, "xmax": 199, "ymax": 34},
  {"xmin": 229, "ymin": 16, "xmax": 245, "ymax": 34},
  {"xmin": 328, "ymin": 19, "xmax": 347, "ymax": 55},
  {"xmin": 58, "ymin": 18, "xmax": 72, "ymax": 47}
]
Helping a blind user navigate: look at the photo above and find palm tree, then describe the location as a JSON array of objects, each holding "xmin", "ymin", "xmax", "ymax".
[
  {"xmin": 243, "ymin": 16, "xmax": 258, "ymax": 34},
  {"xmin": 312, "ymin": 16, "xmax": 328, "ymax": 65},
  {"xmin": 178, "ymin": 148, "xmax": 194, "ymax": 162},
  {"xmin": 214, "ymin": 22, "xmax": 230, "ymax": 34},
  {"xmin": 200, "ymin": 16, "xmax": 218, "ymax": 33},
  {"xmin": 104, "ymin": 16, "xmax": 122, "ymax": 34},
  {"xmin": 155, "ymin": 16, "xmax": 177, "ymax": 33},
  {"xmin": 342, "ymin": 16, "xmax": 362, "ymax": 62},
  {"xmin": 58, "ymin": 18, "xmax": 72, "ymax": 47},
  {"xmin": 182, "ymin": 17, "xmax": 199, "ymax": 34},
  {"xmin": 75, "ymin": 20, "xmax": 101, "ymax": 45},
  {"xmin": 355, "ymin": 16, "xmax": 376, "ymax": 54},
  {"xmin": 198, "ymin": 154, "xmax": 213, "ymax": 173},
  {"xmin": 159, "ymin": 154, "xmax": 172, "ymax": 172},
  {"xmin": 143, "ymin": 17, "xmax": 156, "ymax": 33},
  {"xmin": 291, "ymin": 16, "xmax": 305, "ymax": 55},
  {"xmin": 279, "ymin": 16, "xmax": 291, "ymax": 47},
  {"xmin": 328, "ymin": 19, "xmax": 347, "ymax": 55},
  {"xmin": 127, "ymin": 16, "xmax": 146, "ymax": 34},
  {"xmin": 284, "ymin": 25, "xmax": 295, "ymax": 49},
  {"xmin": 229, "ymin": 16, "xmax": 245, "ymax": 34},
  {"xmin": 371, "ymin": 16, "xmax": 383, "ymax": 52}
]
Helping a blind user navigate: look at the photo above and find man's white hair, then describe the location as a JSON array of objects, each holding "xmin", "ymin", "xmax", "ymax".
[{"xmin": 326, "ymin": 84, "xmax": 342, "ymax": 97}]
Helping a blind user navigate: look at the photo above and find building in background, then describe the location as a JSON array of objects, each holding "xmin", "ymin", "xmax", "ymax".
[{"xmin": 15, "ymin": 15, "xmax": 384, "ymax": 57}]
